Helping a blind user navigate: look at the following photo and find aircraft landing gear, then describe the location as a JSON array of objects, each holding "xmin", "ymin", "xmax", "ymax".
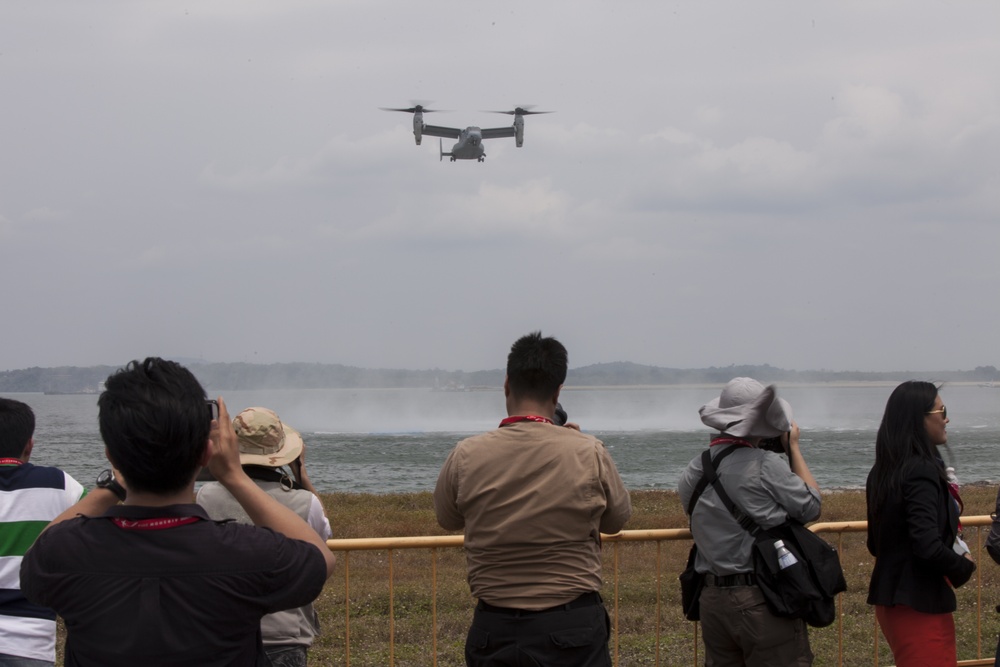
[{"xmin": 478, "ymin": 156, "xmax": 485, "ymax": 162}]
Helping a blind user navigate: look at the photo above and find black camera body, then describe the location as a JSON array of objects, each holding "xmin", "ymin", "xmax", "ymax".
[
  {"xmin": 759, "ymin": 435, "xmax": 786, "ymax": 454},
  {"xmin": 553, "ymin": 402, "xmax": 568, "ymax": 427}
]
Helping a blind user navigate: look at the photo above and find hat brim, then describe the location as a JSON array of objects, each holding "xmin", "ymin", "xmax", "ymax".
[
  {"xmin": 238, "ymin": 426, "xmax": 304, "ymax": 468},
  {"xmin": 699, "ymin": 386, "xmax": 793, "ymax": 438}
]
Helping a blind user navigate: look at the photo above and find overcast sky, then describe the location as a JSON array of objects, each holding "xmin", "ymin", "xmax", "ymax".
[{"xmin": 2, "ymin": 1, "xmax": 998, "ymax": 373}]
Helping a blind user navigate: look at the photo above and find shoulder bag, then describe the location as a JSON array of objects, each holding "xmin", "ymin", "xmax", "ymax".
[{"xmin": 694, "ymin": 447, "xmax": 847, "ymax": 627}]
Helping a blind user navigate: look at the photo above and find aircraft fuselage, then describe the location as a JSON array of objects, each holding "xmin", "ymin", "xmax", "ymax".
[{"xmin": 446, "ymin": 128, "xmax": 486, "ymax": 161}]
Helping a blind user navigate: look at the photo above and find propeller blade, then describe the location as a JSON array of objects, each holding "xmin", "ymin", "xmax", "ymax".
[
  {"xmin": 484, "ymin": 105, "xmax": 554, "ymax": 116},
  {"xmin": 379, "ymin": 101, "xmax": 448, "ymax": 114},
  {"xmin": 380, "ymin": 106, "xmax": 444, "ymax": 114}
]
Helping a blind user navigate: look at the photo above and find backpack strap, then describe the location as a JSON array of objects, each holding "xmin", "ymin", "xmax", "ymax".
[
  {"xmin": 700, "ymin": 447, "xmax": 762, "ymax": 536},
  {"xmin": 685, "ymin": 445, "xmax": 741, "ymax": 517}
]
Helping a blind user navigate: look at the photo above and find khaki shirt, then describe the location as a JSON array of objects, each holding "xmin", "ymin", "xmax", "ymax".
[{"xmin": 434, "ymin": 421, "xmax": 632, "ymax": 609}]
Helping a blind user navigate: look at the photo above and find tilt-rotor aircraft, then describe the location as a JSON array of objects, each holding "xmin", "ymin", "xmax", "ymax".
[{"xmin": 380, "ymin": 104, "xmax": 552, "ymax": 162}]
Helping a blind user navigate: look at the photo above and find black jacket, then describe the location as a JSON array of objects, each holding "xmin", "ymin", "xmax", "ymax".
[{"xmin": 866, "ymin": 458, "xmax": 975, "ymax": 613}]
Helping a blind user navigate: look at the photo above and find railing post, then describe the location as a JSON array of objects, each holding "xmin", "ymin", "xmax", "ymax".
[
  {"xmin": 432, "ymin": 547, "xmax": 438, "ymax": 667},
  {"xmin": 837, "ymin": 532, "xmax": 844, "ymax": 667},
  {"xmin": 344, "ymin": 551, "xmax": 351, "ymax": 667},
  {"xmin": 613, "ymin": 541, "xmax": 620, "ymax": 667},
  {"xmin": 977, "ymin": 526, "xmax": 983, "ymax": 660},
  {"xmin": 873, "ymin": 600, "xmax": 880, "ymax": 667},
  {"xmin": 694, "ymin": 618, "xmax": 699, "ymax": 666},
  {"xmin": 389, "ymin": 548, "xmax": 394, "ymax": 666},
  {"xmin": 655, "ymin": 540, "xmax": 661, "ymax": 667}
]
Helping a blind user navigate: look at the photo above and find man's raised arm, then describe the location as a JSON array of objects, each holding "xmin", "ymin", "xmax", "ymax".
[{"xmin": 209, "ymin": 397, "xmax": 336, "ymax": 577}]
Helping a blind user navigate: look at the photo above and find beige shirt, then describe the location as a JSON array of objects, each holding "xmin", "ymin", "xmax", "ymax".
[{"xmin": 434, "ymin": 421, "xmax": 632, "ymax": 609}]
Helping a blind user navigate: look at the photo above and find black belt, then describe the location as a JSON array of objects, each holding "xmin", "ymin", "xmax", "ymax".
[
  {"xmin": 476, "ymin": 591, "xmax": 603, "ymax": 616},
  {"xmin": 704, "ymin": 573, "xmax": 756, "ymax": 588}
]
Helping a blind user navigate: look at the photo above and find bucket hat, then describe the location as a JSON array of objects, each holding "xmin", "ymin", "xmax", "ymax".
[
  {"xmin": 699, "ymin": 377, "xmax": 793, "ymax": 438},
  {"xmin": 232, "ymin": 407, "xmax": 303, "ymax": 468}
]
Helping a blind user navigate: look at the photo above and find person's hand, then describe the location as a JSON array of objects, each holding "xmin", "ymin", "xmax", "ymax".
[
  {"xmin": 564, "ymin": 422, "xmax": 581, "ymax": 431},
  {"xmin": 781, "ymin": 422, "xmax": 801, "ymax": 454},
  {"xmin": 207, "ymin": 397, "xmax": 244, "ymax": 485}
]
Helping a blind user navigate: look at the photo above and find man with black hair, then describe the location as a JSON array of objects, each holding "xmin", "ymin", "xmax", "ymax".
[
  {"xmin": 0, "ymin": 398, "xmax": 85, "ymax": 667},
  {"xmin": 20, "ymin": 358, "xmax": 336, "ymax": 667},
  {"xmin": 434, "ymin": 331, "xmax": 632, "ymax": 667}
]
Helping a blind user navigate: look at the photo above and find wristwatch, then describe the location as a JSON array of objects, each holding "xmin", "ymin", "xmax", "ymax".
[{"xmin": 96, "ymin": 469, "xmax": 127, "ymax": 502}]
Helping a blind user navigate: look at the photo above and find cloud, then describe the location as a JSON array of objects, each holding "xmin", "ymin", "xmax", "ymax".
[
  {"xmin": 24, "ymin": 207, "xmax": 71, "ymax": 223},
  {"xmin": 357, "ymin": 178, "xmax": 574, "ymax": 241}
]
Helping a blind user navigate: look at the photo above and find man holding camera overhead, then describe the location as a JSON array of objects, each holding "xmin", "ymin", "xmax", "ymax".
[{"xmin": 19, "ymin": 358, "xmax": 335, "ymax": 667}]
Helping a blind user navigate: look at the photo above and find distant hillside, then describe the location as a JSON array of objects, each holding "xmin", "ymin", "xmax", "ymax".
[
  {"xmin": 566, "ymin": 362, "xmax": 1000, "ymax": 386},
  {"xmin": 1, "ymin": 361, "xmax": 998, "ymax": 394}
]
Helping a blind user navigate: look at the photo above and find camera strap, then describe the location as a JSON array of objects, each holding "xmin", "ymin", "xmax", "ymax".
[{"xmin": 243, "ymin": 465, "xmax": 304, "ymax": 491}]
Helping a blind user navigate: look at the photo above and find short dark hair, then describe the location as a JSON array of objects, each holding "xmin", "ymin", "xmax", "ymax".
[
  {"xmin": 98, "ymin": 358, "xmax": 210, "ymax": 495},
  {"xmin": 506, "ymin": 331, "xmax": 568, "ymax": 402},
  {"xmin": 0, "ymin": 398, "xmax": 35, "ymax": 458}
]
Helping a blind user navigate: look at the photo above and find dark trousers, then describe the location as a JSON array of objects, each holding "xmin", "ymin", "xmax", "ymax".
[
  {"xmin": 465, "ymin": 593, "xmax": 611, "ymax": 667},
  {"xmin": 700, "ymin": 585, "xmax": 812, "ymax": 667}
]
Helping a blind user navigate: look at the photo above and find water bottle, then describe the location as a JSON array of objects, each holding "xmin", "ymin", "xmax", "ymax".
[{"xmin": 775, "ymin": 540, "xmax": 798, "ymax": 570}]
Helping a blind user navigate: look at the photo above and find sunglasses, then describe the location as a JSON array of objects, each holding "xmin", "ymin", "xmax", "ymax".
[{"xmin": 926, "ymin": 406, "xmax": 947, "ymax": 420}]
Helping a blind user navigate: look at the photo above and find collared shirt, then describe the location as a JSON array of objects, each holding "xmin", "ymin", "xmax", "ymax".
[
  {"xmin": 20, "ymin": 503, "xmax": 327, "ymax": 667},
  {"xmin": 0, "ymin": 463, "xmax": 85, "ymax": 662},
  {"xmin": 434, "ymin": 422, "xmax": 632, "ymax": 609},
  {"xmin": 678, "ymin": 445, "xmax": 821, "ymax": 575}
]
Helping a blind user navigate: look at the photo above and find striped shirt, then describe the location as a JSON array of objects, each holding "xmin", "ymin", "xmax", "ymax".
[{"xmin": 0, "ymin": 462, "xmax": 85, "ymax": 662}]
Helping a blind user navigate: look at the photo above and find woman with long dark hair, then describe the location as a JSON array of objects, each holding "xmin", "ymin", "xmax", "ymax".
[{"xmin": 867, "ymin": 381, "xmax": 976, "ymax": 666}]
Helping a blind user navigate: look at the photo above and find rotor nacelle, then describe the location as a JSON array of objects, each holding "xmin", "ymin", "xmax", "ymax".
[
  {"xmin": 413, "ymin": 110, "xmax": 423, "ymax": 145},
  {"xmin": 380, "ymin": 103, "xmax": 444, "ymax": 146},
  {"xmin": 486, "ymin": 106, "xmax": 552, "ymax": 148}
]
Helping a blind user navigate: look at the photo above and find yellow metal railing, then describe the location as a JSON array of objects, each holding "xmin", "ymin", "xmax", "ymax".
[{"xmin": 326, "ymin": 516, "xmax": 997, "ymax": 666}]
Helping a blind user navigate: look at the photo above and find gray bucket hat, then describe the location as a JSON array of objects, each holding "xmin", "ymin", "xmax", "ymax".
[{"xmin": 699, "ymin": 377, "xmax": 793, "ymax": 438}]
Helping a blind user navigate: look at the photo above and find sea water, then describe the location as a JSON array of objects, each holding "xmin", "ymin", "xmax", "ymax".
[{"xmin": 10, "ymin": 384, "xmax": 1000, "ymax": 494}]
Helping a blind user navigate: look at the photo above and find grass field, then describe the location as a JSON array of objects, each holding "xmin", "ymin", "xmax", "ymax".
[{"xmin": 56, "ymin": 487, "xmax": 1000, "ymax": 666}]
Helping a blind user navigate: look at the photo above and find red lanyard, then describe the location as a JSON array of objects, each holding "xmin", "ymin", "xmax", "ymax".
[
  {"xmin": 112, "ymin": 516, "xmax": 203, "ymax": 531},
  {"xmin": 710, "ymin": 436, "xmax": 754, "ymax": 448},
  {"xmin": 499, "ymin": 415, "xmax": 554, "ymax": 427},
  {"xmin": 0, "ymin": 458, "xmax": 23, "ymax": 466}
]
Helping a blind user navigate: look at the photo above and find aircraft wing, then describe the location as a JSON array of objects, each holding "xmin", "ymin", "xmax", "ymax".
[
  {"xmin": 421, "ymin": 124, "xmax": 461, "ymax": 139},
  {"xmin": 480, "ymin": 127, "xmax": 517, "ymax": 140}
]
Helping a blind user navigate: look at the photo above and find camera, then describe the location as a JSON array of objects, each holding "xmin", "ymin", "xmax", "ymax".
[
  {"xmin": 759, "ymin": 434, "xmax": 786, "ymax": 454},
  {"xmin": 553, "ymin": 402, "xmax": 568, "ymax": 427},
  {"xmin": 206, "ymin": 399, "xmax": 219, "ymax": 422}
]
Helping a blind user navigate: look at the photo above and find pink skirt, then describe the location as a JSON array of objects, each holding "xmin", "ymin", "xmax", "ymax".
[{"xmin": 876, "ymin": 604, "xmax": 956, "ymax": 667}]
